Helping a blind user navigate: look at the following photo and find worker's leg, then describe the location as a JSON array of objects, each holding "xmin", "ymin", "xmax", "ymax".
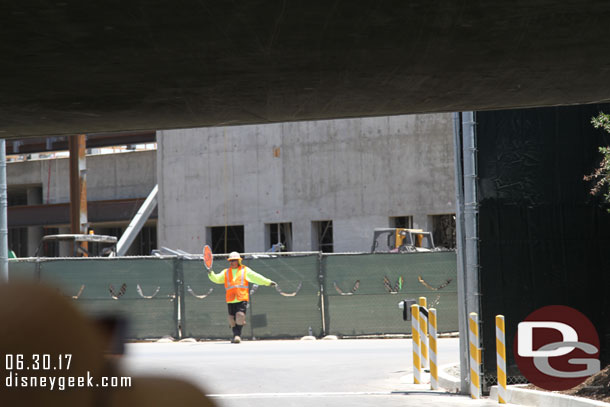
[
  {"xmin": 227, "ymin": 304, "xmax": 237, "ymax": 334},
  {"xmin": 231, "ymin": 302, "xmax": 248, "ymax": 340},
  {"xmin": 235, "ymin": 311, "xmax": 246, "ymax": 326}
]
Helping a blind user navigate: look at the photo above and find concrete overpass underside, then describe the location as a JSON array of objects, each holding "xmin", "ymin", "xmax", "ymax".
[{"xmin": 2, "ymin": 1, "xmax": 610, "ymax": 138}]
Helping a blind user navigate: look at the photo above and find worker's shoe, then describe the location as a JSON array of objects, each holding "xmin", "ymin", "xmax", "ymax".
[{"xmin": 231, "ymin": 335, "xmax": 241, "ymax": 344}]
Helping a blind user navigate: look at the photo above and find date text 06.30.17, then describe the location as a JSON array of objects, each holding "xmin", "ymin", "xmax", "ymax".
[{"xmin": 4, "ymin": 354, "xmax": 72, "ymax": 371}]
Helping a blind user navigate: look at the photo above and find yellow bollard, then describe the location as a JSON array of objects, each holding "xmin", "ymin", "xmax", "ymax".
[
  {"xmin": 418, "ymin": 297, "xmax": 429, "ymax": 370},
  {"xmin": 496, "ymin": 315, "xmax": 507, "ymax": 404},
  {"xmin": 469, "ymin": 312, "xmax": 481, "ymax": 399},
  {"xmin": 411, "ymin": 304, "xmax": 421, "ymax": 384},
  {"xmin": 429, "ymin": 308, "xmax": 439, "ymax": 390}
]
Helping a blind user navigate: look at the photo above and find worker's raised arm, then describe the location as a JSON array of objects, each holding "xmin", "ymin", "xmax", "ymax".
[{"xmin": 207, "ymin": 269, "xmax": 226, "ymax": 284}]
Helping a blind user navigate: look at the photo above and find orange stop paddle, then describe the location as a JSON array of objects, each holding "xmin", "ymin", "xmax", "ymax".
[{"xmin": 203, "ymin": 245, "xmax": 213, "ymax": 270}]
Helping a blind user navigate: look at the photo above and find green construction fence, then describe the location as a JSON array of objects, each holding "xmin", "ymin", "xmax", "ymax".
[{"xmin": 8, "ymin": 251, "xmax": 457, "ymax": 340}]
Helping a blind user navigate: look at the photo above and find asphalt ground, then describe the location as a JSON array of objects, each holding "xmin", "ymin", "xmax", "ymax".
[{"xmin": 122, "ymin": 338, "xmax": 516, "ymax": 407}]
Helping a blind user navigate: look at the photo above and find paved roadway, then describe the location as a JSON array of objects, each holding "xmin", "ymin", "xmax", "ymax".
[{"xmin": 122, "ymin": 338, "xmax": 511, "ymax": 407}]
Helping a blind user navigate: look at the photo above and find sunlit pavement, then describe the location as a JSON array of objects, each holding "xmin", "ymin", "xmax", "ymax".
[{"xmin": 122, "ymin": 338, "xmax": 514, "ymax": 407}]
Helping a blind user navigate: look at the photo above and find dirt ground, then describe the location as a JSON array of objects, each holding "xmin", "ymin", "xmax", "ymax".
[
  {"xmin": 564, "ymin": 365, "xmax": 610, "ymax": 403},
  {"xmin": 527, "ymin": 365, "xmax": 610, "ymax": 403}
]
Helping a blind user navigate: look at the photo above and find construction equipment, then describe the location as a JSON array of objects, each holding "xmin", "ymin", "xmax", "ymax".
[{"xmin": 371, "ymin": 228, "xmax": 435, "ymax": 253}]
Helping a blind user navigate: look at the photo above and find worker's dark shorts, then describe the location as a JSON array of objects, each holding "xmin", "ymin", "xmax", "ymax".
[{"xmin": 227, "ymin": 301, "xmax": 248, "ymax": 316}]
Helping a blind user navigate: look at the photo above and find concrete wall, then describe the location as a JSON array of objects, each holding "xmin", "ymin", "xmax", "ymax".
[
  {"xmin": 7, "ymin": 150, "xmax": 157, "ymax": 203},
  {"xmin": 157, "ymin": 114, "xmax": 456, "ymax": 253}
]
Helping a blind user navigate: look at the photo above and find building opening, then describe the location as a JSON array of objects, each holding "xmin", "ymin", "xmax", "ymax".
[
  {"xmin": 210, "ymin": 225, "xmax": 245, "ymax": 254},
  {"xmin": 390, "ymin": 215, "xmax": 413, "ymax": 229},
  {"xmin": 313, "ymin": 220, "xmax": 333, "ymax": 253},
  {"xmin": 266, "ymin": 223, "xmax": 292, "ymax": 252},
  {"xmin": 431, "ymin": 214, "xmax": 456, "ymax": 249}
]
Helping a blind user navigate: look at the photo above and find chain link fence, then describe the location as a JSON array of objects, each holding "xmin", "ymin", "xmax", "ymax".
[
  {"xmin": 323, "ymin": 252, "xmax": 458, "ymax": 336},
  {"xmin": 182, "ymin": 253, "xmax": 323, "ymax": 339},
  {"xmin": 9, "ymin": 251, "xmax": 457, "ymax": 340},
  {"xmin": 10, "ymin": 257, "xmax": 178, "ymax": 338}
]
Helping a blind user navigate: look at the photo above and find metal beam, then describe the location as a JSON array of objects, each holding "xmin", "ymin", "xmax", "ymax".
[
  {"xmin": 7, "ymin": 199, "xmax": 158, "ymax": 228},
  {"xmin": 461, "ymin": 112, "xmax": 483, "ymax": 391},
  {"xmin": 453, "ymin": 112, "xmax": 469, "ymax": 394},
  {"xmin": 462, "ymin": 112, "xmax": 481, "ymax": 320},
  {"xmin": 68, "ymin": 135, "xmax": 88, "ymax": 235},
  {"xmin": 6, "ymin": 132, "xmax": 156, "ymax": 155},
  {"xmin": 115, "ymin": 185, "xmax": 158, "ymax": 256}
]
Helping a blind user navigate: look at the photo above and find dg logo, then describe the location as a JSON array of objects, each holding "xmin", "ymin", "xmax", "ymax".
[{"xmin": 514, "ymin": 305, "xmax": 600, "ymax": 391}]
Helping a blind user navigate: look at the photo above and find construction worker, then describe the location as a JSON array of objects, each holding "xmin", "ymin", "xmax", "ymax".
[{"xmin": 207, "ymin": 251, "xmax": 277, "ymax": 343}]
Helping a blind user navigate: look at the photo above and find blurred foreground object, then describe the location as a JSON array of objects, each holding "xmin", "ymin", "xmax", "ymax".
[{"xmin": 0, "ymin": 282, "xmax": 215, "ymax": 407}]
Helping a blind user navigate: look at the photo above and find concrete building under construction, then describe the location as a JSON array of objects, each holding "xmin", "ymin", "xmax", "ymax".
[{"xmin": 7, "ymin": 113, "xmax": 456, "ymax": 256}]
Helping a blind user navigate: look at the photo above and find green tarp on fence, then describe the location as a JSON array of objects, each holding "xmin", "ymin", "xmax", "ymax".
[
  {"xmin": 182, "ymin": 254, "xmax": 323, "ymax": 339},
  {"xmin": 324, "ymin": 252, "xmax": 458, "ymax": 336},
  {"xmin": 9, "ymin": 251, "xmax": 457, "ymax": 339}
]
